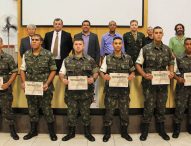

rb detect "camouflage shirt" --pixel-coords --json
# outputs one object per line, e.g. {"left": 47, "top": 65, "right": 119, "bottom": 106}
{"left": 63, "top": 54, "right": 99, "bottom": 98}
{"left": 0, "top": 51, "right": 18, "bottom": 83}
{"left": 100, "top": 53, "right": 135, "bottom": 96}
{"left": 21, "top": 48, "right": 57, "bottom": 89}
{"left": 177, "top": 54, "right": 191, "bottom": 77}
{"left": 136, "top": 42, "right": 174, "bottom": 73}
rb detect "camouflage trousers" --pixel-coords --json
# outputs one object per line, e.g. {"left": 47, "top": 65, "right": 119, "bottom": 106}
{"left": 26, "top": 89, "right": 54, "bottom": 123}
{"left": 104, "top": 91, "right": 130, "bottom": 126}
{"left": 0, "top": 91, "right": 15, "bottom": 125}
{"left": 174, "top": 85, "right": 191, "bottom": 124}
{"left": 142, "top": 79, "right": 168, "bottom": 123}
{"left": 65, "top": 95, "right": 93, "bottom": 127}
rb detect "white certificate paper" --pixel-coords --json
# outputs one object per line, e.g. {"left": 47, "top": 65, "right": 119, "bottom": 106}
{"left": 152, "top": 71, "right": 170, "bottom": 85}
{"left": 0, "top": 77, "right": 3, "bottom": 90}
{"left": 184, "top": 73, "right": 191, "bottom": 86}
{"left": 68, "top": 76, "right": 88, "bottom": 90}
{"left": 109, "top": 73, "right": 129, "bottom": 87}
{"left": 25, "top": 81, "right": 43, "bottom": 95}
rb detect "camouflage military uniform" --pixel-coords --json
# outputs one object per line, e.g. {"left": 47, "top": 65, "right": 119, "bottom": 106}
{"left": 101, "top": 53, "right": 135, "bottom": 126}
{"left": 123, "top": 32, "right": 145, "bottom": 63}
{"left": 0, "top": 51, "right": 18, "bottom": 125}
{"left": 174, "top": 54, "right": 191, "bottom": 124}
{"left": 22, "top": 48, "right": 57, "bottom": 123}
{"left": 63, "top": 54, "right": 99, "bottom": 126}
{"left": 136, "top": 42, "right": 174, "bottom": 123}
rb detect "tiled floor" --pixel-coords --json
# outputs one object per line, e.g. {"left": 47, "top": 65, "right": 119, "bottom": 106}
{"left": 0, "top": 132, "right": 191, "bottom": 146}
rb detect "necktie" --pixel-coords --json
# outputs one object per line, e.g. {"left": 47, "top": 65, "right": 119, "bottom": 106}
{"left": 53, "top": 32, "right": 58, "bottom": 57}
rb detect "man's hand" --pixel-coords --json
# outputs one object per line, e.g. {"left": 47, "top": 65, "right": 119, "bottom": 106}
{"left": 143, "top": 73, "right": 153, "bottom": 80}
{"left": 168, "top": 72, "right": 174, "bottom": 79}
{"left": 87, "top": 77, "right": 94, "bottom": 84}
{"left": 128, "top": 74, "right": 135, "bottom": 81}
{"left": 43, "top": 83, "right": 48, "bottom": 91}
{"left": 62, "top": 79, "right": 69, "bottom": 85}
{"left": 1, "top": 82, "right": 10, "bottom": 90}
{"left": 21, "top": 82, "right": 25, "bottom": 92}
{"left": 103, "top": 74, "right": 111, "bottom": 81}
{"left": 177, "top": 77, "right": 185, "bottom": 84}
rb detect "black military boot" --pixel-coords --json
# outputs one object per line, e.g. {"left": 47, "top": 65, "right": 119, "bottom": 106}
{"left": 47, "top": 122, "right": 57, "bottom": 141}
{"left": 140, "top": 123, "right": 149, "bottom": 141}
{"left": 157, "top": 122, "right": 170, "bottom": 140}
{"left": 187, "top": 124, "right": 191, "bottom": 134}
{"left": 103, "top": 126, "right": 111, "bottom": 142}
{"left": 62, "top": 126, "right": 75, "bottom": 141}
{"left": 84, "top": 125, "right": 95, "bottom": 141}
{"left": 23, "top": 122, "right": 38, "bottom": 140}
{"left": 172, "top": 123, "right": 181, "bottom": 138}
{"left": 121, "top": 126, "right": 132, "bottom": 141}
{"left": 9, "top": 125, "right": 19, "bottom": 140}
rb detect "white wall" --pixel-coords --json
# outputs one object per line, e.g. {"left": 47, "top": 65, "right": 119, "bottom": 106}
{"left": 148, "top": 0, "right": 191, "bottom": 44}
{"left": 22, "top": 0, "right": 143, "bottom": 26}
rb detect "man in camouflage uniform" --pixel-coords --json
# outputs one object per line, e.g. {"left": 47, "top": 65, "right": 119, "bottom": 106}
{"left": 136, "top": 26, "right": 174, "bottom": 141}
{"left": 100, "top": 37, "right": 135, "bottom": 142}
{"left": 59, "top": 38, "right": 99, "bottom": 141}
{"left": 0, "top": 37, "right": 19, "bottom": 140}
{"left": 123, "top": 20, "right": 145, "bottom": 63}
{"left": 20, "top": 34, "right": 57, "bottom": 141}
{"left": 172, "top": 38, "right": 191, "bottom": 138}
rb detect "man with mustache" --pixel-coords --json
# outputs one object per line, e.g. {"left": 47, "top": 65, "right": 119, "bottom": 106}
{"left": 169, "top": 24, "right": 186, "bottom": 58}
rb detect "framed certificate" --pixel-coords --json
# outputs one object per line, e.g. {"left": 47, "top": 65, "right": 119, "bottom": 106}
{"left": 184, "top": 73, "right": 191, "bottom": 86}
{"left": 68, "top": 76, "right": 88, "bottom": 90}
{"left": 109, "top": 73, "right": 129, "bottom": 87}
{"left": 0, "top": 77, "right": 3, "bottom": 90}
{"left": 152, "top": 71, "right": 170, "bottom": 85}
{"left": 25, "top": 81, "right": 43, "bottom": 95}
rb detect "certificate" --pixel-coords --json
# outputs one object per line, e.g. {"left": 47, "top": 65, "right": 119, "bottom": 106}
{"left": 68, "top": 76, "right": 88, "bottom": 90}
{"left": 109, "top": 73, "right": 129, "bottom": 87}
{"left": 0, "top": 77, "right": 3, "bottom": 90}
{"left": 25, "top": 81, "right": 43, "bottom": 95}
{"left": 152, "top": 71, "right": 170, "bottom": 85}
{"left": 184, "top": 73, "right": 191, "bottom": 86}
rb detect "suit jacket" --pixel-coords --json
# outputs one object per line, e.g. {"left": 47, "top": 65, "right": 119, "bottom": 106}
{"left": 74, "top": 32, "right": 100, "bottom": 65}
{"left": 123, "top": 31, "right": 145, "bottom": 63}
{"left": 43, "top": 30, "right": 73, "bottom": 61}
{"left": 20, "top": 36, "right": 31, "bottom": 57}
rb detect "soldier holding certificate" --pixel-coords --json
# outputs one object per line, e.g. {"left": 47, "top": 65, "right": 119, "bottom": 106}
{"left": 172, "top": 38, "right": 191, "bottom": 138}
{"left": 0, "top": 37, "right": 19, "bottom": 140}
{"left": 59, "top": 38, "right": 99, "bottom": 141}
{"left": 20, "top": 34, "right": 57, "bottom": 141}
{"left": 100, "top": 37, "right": 135, "bottom": 142}
{"left": 136, "top": 26, "right": 174, "bottom": 141}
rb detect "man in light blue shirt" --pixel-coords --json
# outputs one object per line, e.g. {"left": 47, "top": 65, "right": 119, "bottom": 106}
{"left": 100, "top": 21, "right": 124, "bottom": 62}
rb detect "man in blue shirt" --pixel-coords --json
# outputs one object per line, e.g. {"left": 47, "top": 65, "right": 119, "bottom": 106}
{"left": 100, "top": 21, "right": 124, "bottom": 63}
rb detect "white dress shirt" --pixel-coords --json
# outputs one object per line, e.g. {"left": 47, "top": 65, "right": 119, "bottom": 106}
{"left": 51, "top": 31, "right": 62, "bottom": 59}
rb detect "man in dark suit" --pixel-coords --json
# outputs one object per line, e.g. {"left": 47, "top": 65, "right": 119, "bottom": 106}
{"left": 74, "top": 20, "right": 100, "bottom": 65}
{"left": 19, "top": 24, "right": 36, "bottom": 58}
{"left": 123, "top": 20, "right": 145, "bottom": 63}
{"left": 43, "top": 18, "right": 73, "bottom": 72}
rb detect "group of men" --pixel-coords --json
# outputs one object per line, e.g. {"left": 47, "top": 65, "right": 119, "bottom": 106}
{"left": 0, "top": 18, "right": 190, "bottom": 143}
